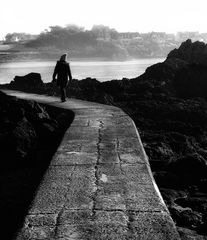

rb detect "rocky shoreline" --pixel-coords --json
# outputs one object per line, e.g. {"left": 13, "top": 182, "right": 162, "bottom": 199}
{"left": 0, "top": 91, "right": 74, "bottom": 239}
{"left": 1, "top": 39, "right": 207, "bottom": 239}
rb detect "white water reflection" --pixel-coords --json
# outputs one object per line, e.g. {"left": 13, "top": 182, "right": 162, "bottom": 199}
{"left": 0, "top": 58, "right": 164, "bottom": 83}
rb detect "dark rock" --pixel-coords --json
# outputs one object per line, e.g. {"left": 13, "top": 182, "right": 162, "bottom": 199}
{"left": 169, "top": 206, "right": 203, "bottom": 230}
{"left": 153, "top": 171, "right": 182, "bottom": 189}
{"left": 175, "top": 195, "right": 207, "bottom": 213}
{"left": 174, "top": 64, "right": 207, "bottom": 98}
{"left": 168, "top": 153, "right": 207, "bottom": 180}
{"left": 0, "top": 91, "right": 25, "bottom": 123}
{"left": 145, "top": 142, "right": 175, "bottom": 170}
{"left": 197, "top": 179, "right": 207, "bottom": 193}
{"left": 23, "top": 100, "right": 50, "bottom": 121}
{"left": 167, "top": 39, "right": 207, "bottom": 65}
{"left": 9, "top": 72, "right": 45, "bottom": 93}
{"left": 159, "top": 188, "right": 187, "bottom": 205}
{"left": 0, "top": 119, "right": 37, "bottom": 164}
{"left": 177, "top": 227, "right": 207, "bottom": 240}
{"left": 10, "top": 118, "right": 37, "bottom": 159}
{"left": 0, "top": 90, "right": 64, "bottom": 167}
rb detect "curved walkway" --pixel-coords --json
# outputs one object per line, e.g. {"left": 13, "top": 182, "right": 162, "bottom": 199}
{"left": 3, "top": 90, "right": 180, "bottom": 240}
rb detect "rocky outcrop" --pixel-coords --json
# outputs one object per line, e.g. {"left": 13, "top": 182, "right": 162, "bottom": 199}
{"left": 167, "top": 39, "right": 207, "bottom": 65}
{"left": 10, "top": 72, "right": 45, "bottom": 93}
{"left": 0, "top": 90, "right": 74, "bottom": 166}
{"left": 0, "top": 91, "right": 37, "bottom": 164}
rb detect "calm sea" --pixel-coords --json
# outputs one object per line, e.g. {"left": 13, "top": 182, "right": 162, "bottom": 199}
{"left": 0, "top": 58, "right": 164, "bottom": 84}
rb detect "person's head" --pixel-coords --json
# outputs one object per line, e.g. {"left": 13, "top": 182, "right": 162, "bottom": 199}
{"left": 60, "top": 53, "right": 67, "bottom": 61}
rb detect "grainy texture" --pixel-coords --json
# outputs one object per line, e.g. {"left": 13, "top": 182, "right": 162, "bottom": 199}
{"left": 3, "top": 90, "right": 180, "bottom": 240}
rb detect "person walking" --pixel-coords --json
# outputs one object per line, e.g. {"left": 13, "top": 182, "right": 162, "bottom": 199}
{"left": 53, "top": 53, "right": 72, "bottom": 102}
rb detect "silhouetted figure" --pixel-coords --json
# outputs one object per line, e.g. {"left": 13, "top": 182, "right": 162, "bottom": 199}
{"left": 53, "top": 53, "right": 72, "bottom": 102}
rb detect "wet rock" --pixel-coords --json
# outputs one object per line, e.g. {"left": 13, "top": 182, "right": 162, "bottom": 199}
{"left": 175, "top": 195, "right": 207, "bottom": 213}
{"left": 169, "top": 205, "right": 203, "bottom": 230}
{"left": 159, "top": 188, "right": 187, "bottom": 205}
{"left": 177, "top": 227, "right": 207, "bottom": 240}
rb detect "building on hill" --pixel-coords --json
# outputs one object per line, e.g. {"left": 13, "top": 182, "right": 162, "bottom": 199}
{"left": 4, "top": 33, "right": 37, "bottom": 43}
{"left": 118, "top": 32, "right": 141, "bottom": 44}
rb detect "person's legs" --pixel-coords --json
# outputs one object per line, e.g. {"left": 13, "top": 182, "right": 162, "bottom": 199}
{"left": 60, "top": 86, "right": 66, "bottom": 102}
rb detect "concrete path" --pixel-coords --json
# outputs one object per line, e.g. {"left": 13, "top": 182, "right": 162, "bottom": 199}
{"left": 3, "top": 90, "right": 180, "bottom": 240}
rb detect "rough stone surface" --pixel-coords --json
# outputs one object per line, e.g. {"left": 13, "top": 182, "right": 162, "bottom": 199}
{"left": 3, "top": 90, "right": 180, "bottom": 240}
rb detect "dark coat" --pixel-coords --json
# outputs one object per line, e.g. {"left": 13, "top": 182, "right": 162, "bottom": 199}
{"left": 53, "top": 60, "right": 72, "bottom": 87}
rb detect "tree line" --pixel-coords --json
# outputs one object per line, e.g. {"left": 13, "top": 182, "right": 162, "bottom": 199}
{"left": 4, "top": 25, "right": 181, "bottom": 59}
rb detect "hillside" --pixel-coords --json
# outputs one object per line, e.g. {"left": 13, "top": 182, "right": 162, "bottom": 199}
{"left": 1, "top": 26, "right": 179, "bottom": 60}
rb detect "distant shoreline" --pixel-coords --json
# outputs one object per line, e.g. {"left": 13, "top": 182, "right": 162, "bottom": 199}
{"left": 0, "top": 44, "right": 167, "bottom": 63}
{"left": 0, "top": 58, "right": 164, "bottom": 84}
{"left": 0, "top": 52, "right": 165, "bottom": 63}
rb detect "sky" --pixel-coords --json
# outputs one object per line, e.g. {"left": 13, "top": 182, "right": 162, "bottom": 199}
{"left": 1, "top": 0, "right": 207, "bottom": 39}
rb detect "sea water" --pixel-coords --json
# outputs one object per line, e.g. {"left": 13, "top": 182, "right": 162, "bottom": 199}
{"left": 0, "top": 58, "right": 164, "bottom": 84}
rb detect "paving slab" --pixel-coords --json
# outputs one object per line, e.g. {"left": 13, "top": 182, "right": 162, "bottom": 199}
{"left": 2, "top": 90, "right": 180, "bottom": 240}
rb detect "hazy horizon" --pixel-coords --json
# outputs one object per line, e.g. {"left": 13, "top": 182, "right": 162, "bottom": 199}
{"left": 1, "top": 0, "right": 207, "bottom": 39}
{"left": 1, "top": 24, "right": 206, "bottom": 39}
